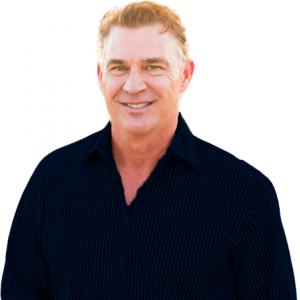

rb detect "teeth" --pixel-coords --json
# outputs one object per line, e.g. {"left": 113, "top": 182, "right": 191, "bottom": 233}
{"left": 126, "top": 103, "right": 150, "bottom": 108}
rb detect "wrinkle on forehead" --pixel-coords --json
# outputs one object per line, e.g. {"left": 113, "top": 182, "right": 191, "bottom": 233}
{"left": 101, "top": 25, "right": 184, "bottom": 71}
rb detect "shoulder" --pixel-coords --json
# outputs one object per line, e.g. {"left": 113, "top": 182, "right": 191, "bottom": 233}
{"left": 193, "top": 137, "right": 282, "bottom": 247}
{"left": 32, "top": 130, "right": 103, "bottom": 177}
{"left": 192, "top": 135, "right": 274, "bottom": 191}
{"left": 194, "top": 136, "right": 280, "bottom": 224}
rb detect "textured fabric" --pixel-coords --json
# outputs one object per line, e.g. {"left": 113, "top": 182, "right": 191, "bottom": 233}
{"left": 1, "top": 112, "right": 297, "bottom": 299}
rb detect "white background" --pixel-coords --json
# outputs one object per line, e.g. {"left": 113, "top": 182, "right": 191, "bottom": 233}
{"left": 0, "top": 0, "right": 299, "bottom": 293}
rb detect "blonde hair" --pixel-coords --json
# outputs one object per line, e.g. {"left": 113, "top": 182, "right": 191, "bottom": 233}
{"left": 97, "top": 1, "right": 189, "bottom": 63}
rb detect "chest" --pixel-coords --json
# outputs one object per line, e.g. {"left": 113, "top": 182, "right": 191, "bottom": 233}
{"left": 44, "top": 164, "right": 235, "bottom": 297}
{"left": 45, "top": 187, "right": 233, "bottom": 297}
{"left": 120, "top": 170, "right": 151, "bottom": 206}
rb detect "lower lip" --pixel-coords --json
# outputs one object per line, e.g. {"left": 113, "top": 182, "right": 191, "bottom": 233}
{"left": 120, "top": 102, "right": 154, "bottom": 113}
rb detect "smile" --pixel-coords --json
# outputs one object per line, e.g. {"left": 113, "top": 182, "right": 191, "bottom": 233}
{"left": 121, "top": 102, "right": 153, "bottom": 109}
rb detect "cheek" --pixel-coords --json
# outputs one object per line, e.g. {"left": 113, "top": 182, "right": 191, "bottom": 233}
{"left": 102, "top": 77, "right": 124, "bottom": 98}
{"left": 146, "top": 76, "right": 173, "bottom": 94}
{"left": 148, "top": 76, "right": 181, "bottom": 98}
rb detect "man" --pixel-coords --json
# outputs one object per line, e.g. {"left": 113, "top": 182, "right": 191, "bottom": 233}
{"left": 1, "top": 1, "right": 297, "bottom": 299}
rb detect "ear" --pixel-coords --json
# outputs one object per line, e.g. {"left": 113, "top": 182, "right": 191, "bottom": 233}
{"left": 97, "top": 63, "right": 104, "bottom": 92}
{"left": 180, "top": 59, "right": 195, "bottom": 93}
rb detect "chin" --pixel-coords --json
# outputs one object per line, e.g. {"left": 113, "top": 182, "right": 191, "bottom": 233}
{"left": 124, "top": 120, "right": 156, "bottom": 135}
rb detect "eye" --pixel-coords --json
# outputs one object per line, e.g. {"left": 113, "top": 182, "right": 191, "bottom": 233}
{"left": 146, "top": 65, "right": 163, "bottom": 71}
{"left": 112, "top": 66, "right": 126, "bottom": 70}
{"left": 108, "top": 66, "right": 128, "bottom": 74}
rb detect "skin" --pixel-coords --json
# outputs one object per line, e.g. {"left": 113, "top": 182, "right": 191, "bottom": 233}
{"left": 97, "top": 24, "right": 194, "bottom": 203}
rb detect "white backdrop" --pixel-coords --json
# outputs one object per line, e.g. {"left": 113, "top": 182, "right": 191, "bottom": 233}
{"left": 0, "top": 0, "right": 299, "bottom": 293}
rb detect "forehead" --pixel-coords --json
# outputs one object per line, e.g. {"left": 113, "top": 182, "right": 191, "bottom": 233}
{"left": 103, "top": 25, "right": 180, "bottom": 62}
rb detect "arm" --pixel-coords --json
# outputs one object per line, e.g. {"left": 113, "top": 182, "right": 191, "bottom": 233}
{"left": 232, "top": 176, "right": 297, "bottom": 299}
{"left": 1, "top": 165, "right": 53, "bottom": 299}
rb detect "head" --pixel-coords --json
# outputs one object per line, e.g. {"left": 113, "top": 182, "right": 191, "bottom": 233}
{"left": 97, "top": 1, "right": 194, "bottom": 135}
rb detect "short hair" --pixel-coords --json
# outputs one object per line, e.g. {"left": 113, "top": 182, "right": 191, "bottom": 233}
{"left": 97, "top": 1, "right": 189, "bottom": 64}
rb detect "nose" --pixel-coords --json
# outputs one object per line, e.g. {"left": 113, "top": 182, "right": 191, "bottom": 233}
{"left": 123, "top": 68, "right": 147, "bottom": 94}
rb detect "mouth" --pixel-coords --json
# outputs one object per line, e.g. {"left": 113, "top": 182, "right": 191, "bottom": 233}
{"left": 120, "top": 102, "right": 154, "bottom": 110}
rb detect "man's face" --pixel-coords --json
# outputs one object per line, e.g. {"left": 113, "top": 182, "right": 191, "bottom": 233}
{"left": 97, "top": 25, "right": 194, "bottom": 135}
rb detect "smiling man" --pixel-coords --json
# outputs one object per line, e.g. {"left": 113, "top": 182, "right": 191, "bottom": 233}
{"left": 1, "top": 1, "right": 297, "bottom": 299}
{"left": 98, "top": 22, "right": 194, "bottom": 205}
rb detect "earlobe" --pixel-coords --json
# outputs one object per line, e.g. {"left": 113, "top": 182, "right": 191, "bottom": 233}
{"left": 180, "top": 60, "right": 195, "bottom": 92}
{"left": 97, "top": 64, "right": 104, "bottom": 91}
{"left": 97, "top": 64, "right": 103, "bottom": 81}
{"left": 185, "top": 60, "right": 195, "bottom": 81}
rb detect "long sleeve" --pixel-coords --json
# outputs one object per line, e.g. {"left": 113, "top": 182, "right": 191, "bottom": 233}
{"left": 1, "top": 113, "right": 297, "bottom": 298}
{"left": 1, "top": 164, "right": 53, "bottom": 299}
{"left": 233, "top": 176, "right": 297, "bottom": 299}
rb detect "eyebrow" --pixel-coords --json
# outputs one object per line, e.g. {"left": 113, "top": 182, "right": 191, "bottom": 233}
{"left": 106, "top": 57, "right": 170, "bottom": 67}
{"left": 143, "top": 58, "right": 170, "bottom": 67}
{"left": 106, "top": 59, "right": 126, "bottom": 66}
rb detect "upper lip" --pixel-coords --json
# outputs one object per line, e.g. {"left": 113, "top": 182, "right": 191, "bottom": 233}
{"left": 120, "top": 101, "right": 153, "bottom": 104}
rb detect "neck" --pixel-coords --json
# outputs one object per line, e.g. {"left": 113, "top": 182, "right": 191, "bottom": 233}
{"left": 111, "top": 117, "right": 178, "bottom": 172}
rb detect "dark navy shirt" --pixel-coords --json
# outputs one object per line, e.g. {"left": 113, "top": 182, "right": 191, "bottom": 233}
{"left": 1, "top": 112, "right": 297, "bottom": 299}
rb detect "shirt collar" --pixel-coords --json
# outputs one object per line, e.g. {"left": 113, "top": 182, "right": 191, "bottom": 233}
{"left": 167, "top": 112, "right": 202, "bottom": 172}
{"left": 84, "top": 112, "right": 202, "bottom": 172}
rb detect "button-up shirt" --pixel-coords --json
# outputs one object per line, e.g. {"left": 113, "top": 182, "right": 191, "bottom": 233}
{"left": 1, "top": 112, "right": 297, "bottom": 299}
